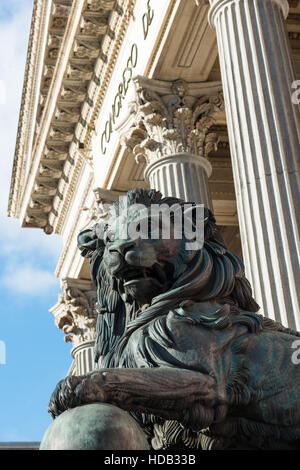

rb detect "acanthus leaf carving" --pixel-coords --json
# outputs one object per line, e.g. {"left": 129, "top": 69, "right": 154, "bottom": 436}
{"left": 121, "top": 77, "right": 224, "bottom": 165}
{"left": 51, "top": 279, "right": 97, "bottom": 347}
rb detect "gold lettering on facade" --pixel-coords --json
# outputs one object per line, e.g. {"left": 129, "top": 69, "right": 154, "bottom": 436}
{"left": 101, "top": 43, "right": 138, "bottom": 154}
{"left": 100, "top": 1, "right": 153, "bottom": 154}
{"left": 142, "top": 0, "right": 154, "bottom": 40}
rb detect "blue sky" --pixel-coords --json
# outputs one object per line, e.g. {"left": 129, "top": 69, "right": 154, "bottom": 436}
{"left": 0, "top": 0, "right": 72, "bottom": 442}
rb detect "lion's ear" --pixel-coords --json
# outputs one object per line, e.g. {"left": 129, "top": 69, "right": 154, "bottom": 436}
{"left": 204, "top": 208, "right": 226, "bottom": 248}
{"left": 77, "top": 224, "right": 105, "bottom": 258}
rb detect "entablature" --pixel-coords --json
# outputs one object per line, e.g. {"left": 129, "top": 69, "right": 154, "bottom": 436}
{"left": 9, "top": 0, "right": 134, "bottom": 235}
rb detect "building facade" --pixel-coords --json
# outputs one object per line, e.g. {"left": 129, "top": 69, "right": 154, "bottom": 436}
{"left": 8, "top": 0, "right": 300, "bottom": 375}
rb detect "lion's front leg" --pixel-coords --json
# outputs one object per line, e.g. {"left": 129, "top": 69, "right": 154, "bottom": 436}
{"left": 48, "top": 367, "right": 226, "bottom": 430}
{"left": 48, "top": 374, "right": 108, "bottom": 418}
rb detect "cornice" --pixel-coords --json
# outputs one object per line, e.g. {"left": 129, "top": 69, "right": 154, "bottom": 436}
{"left": 19, "top": 0, "right": 87, "bottom": 233}
{"left": 8, "top": 0, "right": 52, "bottom": 218}
{"left": 54, "top": 0, "right": 136, "bottom": 233}
{"left": 9, "top": 0, "right": 300, "bottom": 232}
{"left": 13, "top": 0, "right": 133, "bottom": 235}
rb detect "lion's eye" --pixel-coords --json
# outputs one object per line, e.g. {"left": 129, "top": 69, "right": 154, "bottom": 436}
{"left": 104, "top": 230, "right": 115, "bottom": 244}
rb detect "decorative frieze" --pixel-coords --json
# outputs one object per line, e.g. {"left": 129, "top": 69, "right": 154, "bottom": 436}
{"left": 74, "top": 40, "right": 101, "bottom": 59}
{"left": 86, "top": 0, "right": 117, "bottom": 13}
{"left": 60, "top": 85, "right": 87, "bottom": 102}
{"left": 80, "top": 17, "right": 109, "bottom": 36}
{"left": 25, "top": 214, "right": 48, "bottom": 228}
{"left": 49, "top": 127, "right": 74, "bottom": 142}
{"left": 29, "top": 197, "right": 52, "bottom": 209}
{"left": 50, "top": 15, "right": 68, "bottom": 32}
{"left": 66, "top": 63, "right": 94, "bottom": 82}
{"left": 76, "top": 145, "right": 94, "bottom": 168}
{"left": 42, "top": 65, "right": 55, "bottom": 90}
{"left": 44, "top": 145, "right": 69, "bottom": 160}
{"left": 54, "top": 104, "right": 81, "bottom": 122}
{"left": 39, "top": 164, "right": 63, "bottom": 179}
{"left": 34, "top": 181, "right": 57, "bottom": 196}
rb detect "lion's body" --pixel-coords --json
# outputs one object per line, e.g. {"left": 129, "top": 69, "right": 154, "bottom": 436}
{"left": 49, "top": 189, "right": 300, "bottom": 450}
{"left": 96, "top": 300, "right": 300, "bottom": 449}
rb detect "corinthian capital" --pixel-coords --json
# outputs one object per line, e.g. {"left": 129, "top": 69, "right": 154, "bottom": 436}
{"left": 122, "top": 76, "right": 224, "bottom": 166}
{"left": 50, "top": 278, "right": 97, "bottom": 347}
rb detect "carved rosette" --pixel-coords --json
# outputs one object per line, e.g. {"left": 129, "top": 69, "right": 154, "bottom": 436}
{"left": 123, "top": 77, "right": 224, "bottom": 166}
{"left": 50, "top": 278, "right": 97, "bottom": 348}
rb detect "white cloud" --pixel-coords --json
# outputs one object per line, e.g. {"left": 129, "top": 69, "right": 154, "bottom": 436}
{"left": 0, "top": 80, "right": 6, "bottom": 105}
{"left": 0, "top": 217, "right": 62, "bottom": 261}
{"left": 0, "top": 264, "right": 59, "bottom": 296}
{"left": 0, "top": 0, "right": 34, "bottom": 217}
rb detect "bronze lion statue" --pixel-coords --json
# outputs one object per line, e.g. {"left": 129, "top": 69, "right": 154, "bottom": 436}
{"left": 48, "top": 188, "right": 300, "bottom": 450}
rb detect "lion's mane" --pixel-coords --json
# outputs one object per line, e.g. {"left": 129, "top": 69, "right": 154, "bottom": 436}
{"left": 77, "top": 188, "right": 300, "bottom": 449}
{"left": 78, "top": 189, "right": 262, "bottom": 362}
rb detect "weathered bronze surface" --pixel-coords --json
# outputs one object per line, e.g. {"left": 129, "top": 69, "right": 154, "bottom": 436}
{"left": 47, "top": 189, "right": 300, "bottom": 450}
{"left": 40, "top": 403, "right": 149, "bottom": 450}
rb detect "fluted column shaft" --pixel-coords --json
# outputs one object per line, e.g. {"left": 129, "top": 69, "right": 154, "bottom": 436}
{"left": 209, "top": 0, "right": 300, "bottom": 328}
{"left": 71, "top": 341, "right": 95, "bottom": 375}
{"left": 145, "top": 153, "right": 213, "bottom": 207}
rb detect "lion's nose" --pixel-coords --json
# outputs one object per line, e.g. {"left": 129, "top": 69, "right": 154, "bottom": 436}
{"left": 108, "top": 240, "right": 135, "bottom": 257}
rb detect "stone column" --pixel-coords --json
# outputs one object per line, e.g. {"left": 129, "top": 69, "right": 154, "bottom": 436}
{"left": 208, "top": 0, "right": 300, "bottom": 329}
{"left": 145, "top": 153, "right": 212, "bottom": 208}
{"left": 121, "top": 76, "right": 225, "bottom": 208}
{"left": 71, "top": 341, "right": 95, "bottom": 376}
{"left": 50, "top": 278, "right": 98, "bottom": 375}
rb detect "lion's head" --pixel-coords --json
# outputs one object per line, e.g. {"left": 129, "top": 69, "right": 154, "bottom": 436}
{"left": 78, "top": 188, "right": 259, "bottom": 363}
{"left": 79, "top": 188, "right": 258, "bottom": 308}
{"left": 101, "top": 188, "right": 204, "bottom": 306}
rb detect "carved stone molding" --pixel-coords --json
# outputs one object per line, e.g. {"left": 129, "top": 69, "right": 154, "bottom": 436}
{"left": 9, "top": 0, "right": 134, "bottom": 235}
{"left": 50, "top": 278, "right": 97, "bottom": 347}
{"left": 80, "top": 187, "right": 123, "bottom": 231}
{"left": 46, "top": 0, "right": 136, "bottom": 235}
{"left": 122, "top": 76, "right": 224, "bottom": 166}
{"left": 8, "top": 0, "right": 50, "bottom": 219}
{"left": 94, "top": 187, "right": 124, "bottom": 211}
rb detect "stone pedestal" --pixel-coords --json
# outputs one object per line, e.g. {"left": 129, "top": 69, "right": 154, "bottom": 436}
{"left": 208, "top": 0, "right": 300, "bottom": 329}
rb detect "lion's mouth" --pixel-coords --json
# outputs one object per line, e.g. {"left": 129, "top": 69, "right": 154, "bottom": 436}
{"left": 118, "top": 263, "right": 168, "bottom": 287}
